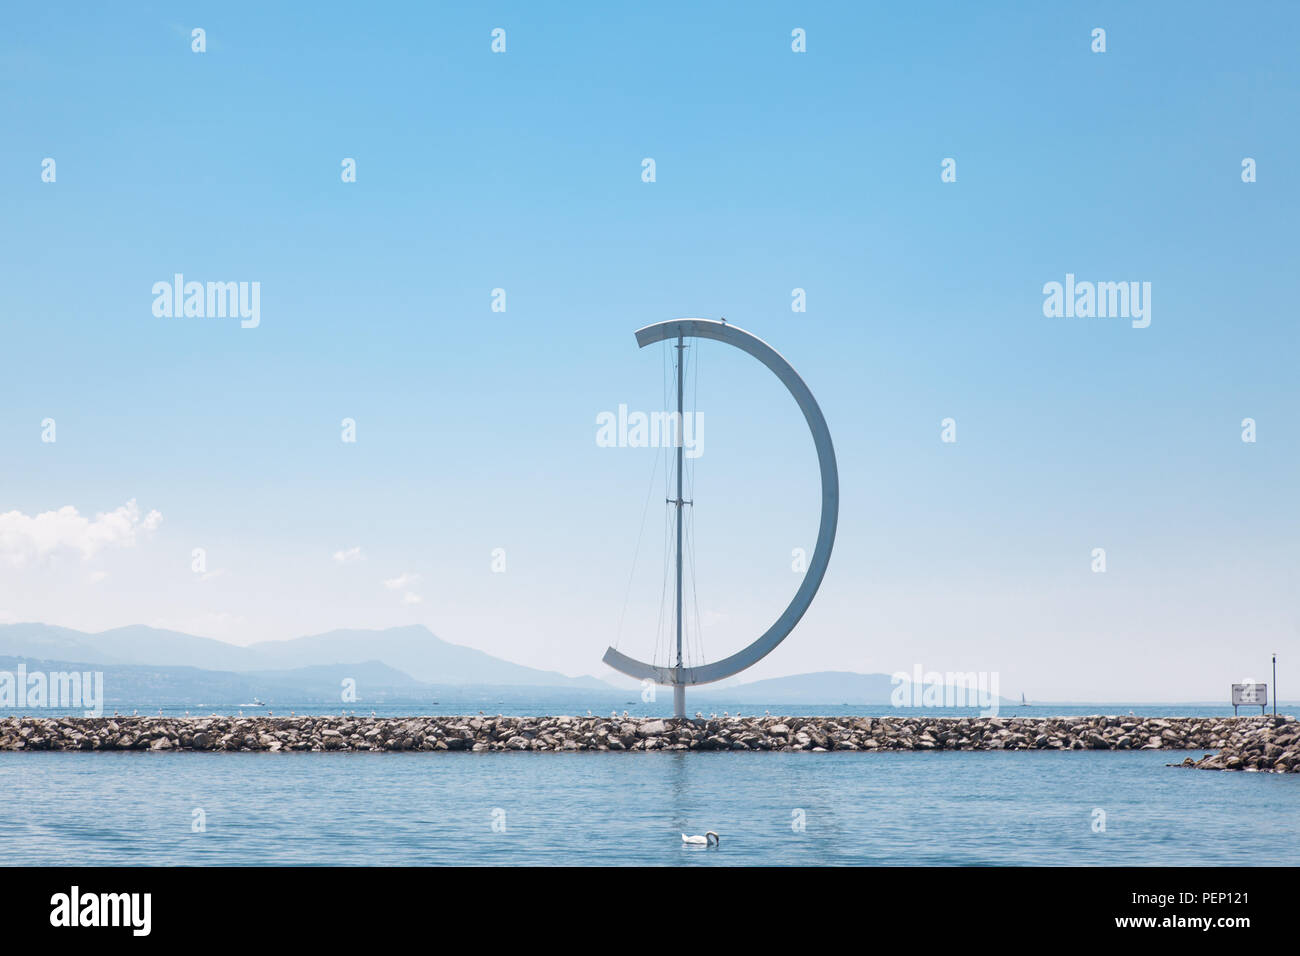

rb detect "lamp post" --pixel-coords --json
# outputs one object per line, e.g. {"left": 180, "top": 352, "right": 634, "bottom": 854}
{"left": 1273, "top": 654, "right": 1277, "bottom": 716}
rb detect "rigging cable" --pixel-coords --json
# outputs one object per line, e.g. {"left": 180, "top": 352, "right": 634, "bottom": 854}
{"left": 612, "top": 432, "right": 661, "bottom": 652}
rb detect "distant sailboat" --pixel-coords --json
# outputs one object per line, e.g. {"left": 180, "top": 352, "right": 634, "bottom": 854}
{"left": 1020, "top": 693, "right": 1029, "bottom": 707}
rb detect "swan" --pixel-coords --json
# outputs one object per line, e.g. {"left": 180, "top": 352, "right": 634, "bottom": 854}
{"left": 682, "top": 831, "right": 720, "bottom": 846}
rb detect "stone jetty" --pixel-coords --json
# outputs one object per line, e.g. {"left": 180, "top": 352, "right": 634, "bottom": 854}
{"left": 1, "top": 713, "right": 1295, "bottom": 771}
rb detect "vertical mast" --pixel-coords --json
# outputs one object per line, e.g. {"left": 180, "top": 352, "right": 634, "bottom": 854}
{"left": 673, "top": 333, "right": 686, "bottom": 719}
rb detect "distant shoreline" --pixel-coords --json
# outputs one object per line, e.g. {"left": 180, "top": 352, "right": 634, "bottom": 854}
{"left": 2, "top": 714, "right": 1296, "bottom": 773}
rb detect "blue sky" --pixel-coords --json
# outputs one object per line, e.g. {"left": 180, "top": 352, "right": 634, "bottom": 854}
{"left": 1, "top": 2, "right": 1296, "bottom": 700}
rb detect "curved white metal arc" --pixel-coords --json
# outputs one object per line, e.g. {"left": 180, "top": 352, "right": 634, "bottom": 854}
{"left": 602, "top": 318, "right": 839, "bottom": 686}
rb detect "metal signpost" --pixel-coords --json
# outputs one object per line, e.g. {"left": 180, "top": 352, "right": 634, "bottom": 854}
{"left": 1231, "top": 682, "right": 1268, "bottom": 716}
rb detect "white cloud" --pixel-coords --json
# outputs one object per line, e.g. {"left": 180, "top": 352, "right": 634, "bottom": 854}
{"left": 0, "top": 499, "right": 162, "bottom": 567}
{"left": 333, "top": 546, "right": 365, "bottom": 564}
{"left": 383, "top": 572, "right": 419, "bottom": 590}
{"left": 383, "top": 572, "right": 422, "bottom": 606}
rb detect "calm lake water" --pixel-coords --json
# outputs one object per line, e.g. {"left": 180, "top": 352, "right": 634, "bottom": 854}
{"left": 2, "top": 750, "right": 1295, "bottom": 865}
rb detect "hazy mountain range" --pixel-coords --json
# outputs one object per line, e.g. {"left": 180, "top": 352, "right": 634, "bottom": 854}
{"left": 0, "top": 623, "right": 1016, "bottom": 707}
{"left": 0, "top": 623, "right": 607, "bottom": 688}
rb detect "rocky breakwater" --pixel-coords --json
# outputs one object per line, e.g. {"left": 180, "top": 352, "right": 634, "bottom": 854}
{"left": 1180, "top": 715, "right": 1300, "bottom": 773}
{"left": 0, "top": 713, "right": 1295, "bottom": 768}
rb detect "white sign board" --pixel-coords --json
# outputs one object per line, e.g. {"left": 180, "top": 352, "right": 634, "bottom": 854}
{"left": 1231, "top": 683, "right": 1267, "bottom": 707}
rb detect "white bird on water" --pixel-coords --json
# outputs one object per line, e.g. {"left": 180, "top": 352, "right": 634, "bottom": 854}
{"left": 682, "top": 831, "right": 720, "bottom": 847}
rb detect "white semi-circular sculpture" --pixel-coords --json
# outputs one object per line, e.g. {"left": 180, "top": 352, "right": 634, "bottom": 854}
{"left": 602, "top": 318, "right": 839, "bottom": 687}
